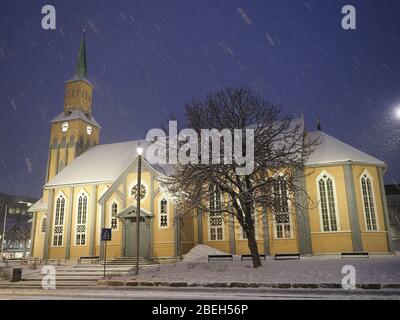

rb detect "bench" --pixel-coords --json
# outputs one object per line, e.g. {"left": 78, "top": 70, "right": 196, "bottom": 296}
{"left": 341, "top": 252, "right": 369, "bottom": 259}
{"left": 208, "top": 255, "right": 233, "bottom": 263}
{"left": 78, "top": 256, "right": 100, "bottom": 264}
{"left": 5, "top": 258, "right": 22, "bottom": 264}
{"left": 274, "top": 253, "right": 300, "bottom": 260}
{"left": 240, "top": 254, "right": 267, "bottom": 261}
{"left": 20, "top": 257, "right": 42, "bottom": 265}
{"left": 47, "top": 259, "right": 67, "bottom": 265}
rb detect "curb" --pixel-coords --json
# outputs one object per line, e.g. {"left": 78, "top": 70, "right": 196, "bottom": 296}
{"left": 97, "top": 279, "right": 400, "bottom": 290}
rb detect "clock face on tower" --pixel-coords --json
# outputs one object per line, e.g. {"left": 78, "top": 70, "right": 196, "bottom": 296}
{"left": 86, "top": 125, "right": 92, "bottom": 135}
{"left": 61, "top": 122, "right": 69, "bottom": 132}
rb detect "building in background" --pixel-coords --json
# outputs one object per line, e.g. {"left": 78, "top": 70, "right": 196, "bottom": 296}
{"left": 0, "top": 193, "right": 36, "bottom": 258}
{"left": 386, "top": 184, "right": 400, "bottom": 250}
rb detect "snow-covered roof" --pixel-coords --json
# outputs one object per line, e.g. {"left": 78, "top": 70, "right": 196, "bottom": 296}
{"left": 51, "top": 110, "right": 101, "bottom": 128}
{"left": 28, "top": 198, "right": 47, "bottom": 212}
{"left": 305, "top": 131, "right": 385, "bottom": 166}
{"left": 45, "top": 139, "right": 169, "bottom": 187}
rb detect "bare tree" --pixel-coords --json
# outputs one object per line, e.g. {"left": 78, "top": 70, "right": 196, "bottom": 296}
{"left": 160, "top": 87, "right": 318, "bottom": 268}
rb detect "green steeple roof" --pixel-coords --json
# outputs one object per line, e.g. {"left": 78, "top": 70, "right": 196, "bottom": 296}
{"left": 73, "top": 31, "right": 88, "bottom": 79}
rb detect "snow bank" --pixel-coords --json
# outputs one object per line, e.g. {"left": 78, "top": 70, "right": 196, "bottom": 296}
{"left": 182, "top": 245, "right": 229, "bottom": 263}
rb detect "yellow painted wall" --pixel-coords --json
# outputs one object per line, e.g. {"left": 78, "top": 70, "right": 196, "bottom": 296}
{"left": 267, "top": 209, "right": 299, "bottom": 254}
{"left": 48, "top": 188, "right": 70, "bottom": 259}
{"left": 305, "top": 165, "right": 353, "bottom": 253}
{"left": 68, "top": 186, "right": 92, "bottom": 259}
{"left": 180, "top": 208, "right": 194, "bottom": 255}
{"left": 311, "top": 232, "right": 353, "bottom": 253}
{"left": 352, "top": 165, "right": 389, "bottom": 252}
{"left": 104, "top": 194, "right": 124, "bottom": 258}
{"left": 64, "top": 79, "right": 93, "bottom": 115}
{"left": 47, "top": 118, "right": 100, "bottom": 182}
{"left": 200, "top": 212, "right": 230, "bottom": 253}
{"left": 41, "top": 157, "right": 391, "bottom": 260}
{"left": 153, "top": 192, "right": 174, "bottom": 258}
{"left": 32, "top": 211, "right": 46, "bottom": 258}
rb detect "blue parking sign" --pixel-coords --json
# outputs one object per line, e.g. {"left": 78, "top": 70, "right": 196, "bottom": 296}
{"left": 101, "top": 228, "right": 112, "bottom": 241}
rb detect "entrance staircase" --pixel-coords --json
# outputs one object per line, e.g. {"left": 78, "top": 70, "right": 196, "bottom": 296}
{"left": 0, "top": 257, "right": 158, "bottom": 289}
{"left": 104, "top": 256, "right": 157, "bottom": 266}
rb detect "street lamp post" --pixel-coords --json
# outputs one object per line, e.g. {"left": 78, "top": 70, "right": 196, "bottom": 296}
{"left": 1, "top": 204, "right": 8, "bottom": 263}
{"left": 134, "top": 145, "right": 143, "bottom": 275}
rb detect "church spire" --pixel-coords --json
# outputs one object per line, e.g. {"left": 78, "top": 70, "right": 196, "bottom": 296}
{"left": 63, "top": 30, "right": 93, "bottom": 116}
{"left": 73, "top": 30, "right": 88, "bottom": 79}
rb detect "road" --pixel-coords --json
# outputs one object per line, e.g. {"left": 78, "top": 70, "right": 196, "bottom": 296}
{"left": 0, "top": 287, "right": 399, "bottom": 300}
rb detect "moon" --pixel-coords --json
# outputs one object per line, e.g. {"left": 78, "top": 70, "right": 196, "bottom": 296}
{"left": 395, "top": 107, "right": 400, "bottom": 120}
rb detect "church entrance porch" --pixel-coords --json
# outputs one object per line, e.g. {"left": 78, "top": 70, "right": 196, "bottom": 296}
{"left": 125, "top": 217, "right": 149, "bottom": 257}
{"left": 116, "top": 205, "right": 153, "bottom": 258}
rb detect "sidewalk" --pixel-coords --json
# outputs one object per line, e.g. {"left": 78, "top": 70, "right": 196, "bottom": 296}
{"left": 98, "top": 252, "right": 400, "bottom": 290}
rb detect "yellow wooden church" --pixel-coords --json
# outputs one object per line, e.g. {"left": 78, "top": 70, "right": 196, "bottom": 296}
{"left": 28, "top": 34, "right": 394, "bottom": 262}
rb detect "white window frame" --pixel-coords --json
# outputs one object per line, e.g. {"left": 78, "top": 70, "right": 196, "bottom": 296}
{"left": 208, "top": 187, "right": 224, "bottom": 241}
{"left": 109, "top": 198, "right": 120, "bottom": 231}
{"left": 159, "top": 198, "right": 169, "bottom": 229}
{"left": 52, "top": 192, "right": 66, "bottom": 247}
{"left": 41, "top": 216, "right": 47, "bottom": 234}
{"left": 272, "top": 175, "right": 293, "bottom": 240}
{"left": 316, "top": 171, "right": 341, "bottom": 232}
{"left": 359, "top": 169, "right": 379, "bottom": 231}
{"left": 75, "top": 190, "right": 89, "bottom": 246}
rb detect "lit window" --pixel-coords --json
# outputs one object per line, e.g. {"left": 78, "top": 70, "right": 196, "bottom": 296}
{"left": 53, "top": 195, "right": 65, "bottom": 246}
{"left": 273, "top": 177, "right": 291, "bottom": 239}
{"left": 159, "top": 199, "right": 168, "bottom": 228}
{"left": 209, "top": 186, "right": 223, "bottom": 241}
{"left": 111, "top": 202, "right": 118, "bottom": 230}
{"left": 75, "top": 193, "right": 88, "bottom": 245}
{"left": 361, "top": 172, "right": 378, "bottom": 231}
{"left": 41, "top": 217, "right": 47, "bottom": 233}
{"left": 318, "top": 173, "right": 338, "bottom": 232}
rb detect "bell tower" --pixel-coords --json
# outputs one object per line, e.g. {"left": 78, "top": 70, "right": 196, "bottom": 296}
{"left": 45, "top": 31, "right": 101, "bottom": 183}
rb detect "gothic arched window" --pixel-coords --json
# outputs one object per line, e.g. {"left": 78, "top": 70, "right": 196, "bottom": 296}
{"left": 111, "top": 202, "right": 118, "bottom": 230}
{"left": 272, "top": 176, "right": 291, "bottom": 239}
{"left": 76, "top": 192, "right": 88, "bottom": 245}
{"left": 209, "top": 186, "right": 223, "bottom": 241}
{"left": 41, "top": 217, "right": 47, "bottom": 233}
{"left": 317, "top": 172, "right": 339, "bottom": 232}
{"left": 360, "top": 171, "right": 378, "bottom": 231}
{"left": 159, "top": 199, "right": 168, "bottom": 228}
{"left": 53, "top": 194, "right": 66, "bottom": 246}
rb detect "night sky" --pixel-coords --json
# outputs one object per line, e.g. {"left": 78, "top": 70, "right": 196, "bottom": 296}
{"left": 0, "top": 0, "right": 399, "bottom": 198}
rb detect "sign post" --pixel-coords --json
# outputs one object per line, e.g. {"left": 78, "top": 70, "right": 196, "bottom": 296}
{"left": 101, "top": 228, "right": 112, "bottom": 278}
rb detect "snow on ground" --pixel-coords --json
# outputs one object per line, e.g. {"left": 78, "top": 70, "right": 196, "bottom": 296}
{"left": 181, "top": 244, "right": 231, "bottom": 263}
{"left": 122, "top": 245, "right": 400, "bottom": 284}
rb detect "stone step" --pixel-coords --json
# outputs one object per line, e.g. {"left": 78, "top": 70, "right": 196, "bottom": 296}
{"left": 24, "top": 273, "right": 126, "bottom": 279}
{"left": 71, "top": 266, "right": 133, "bottom": 269}
{"left": 22, "top": 275, "right": 103, "bottom": 282}
{"left": 0, "top": 281, "right": 98, "bottom": 288}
